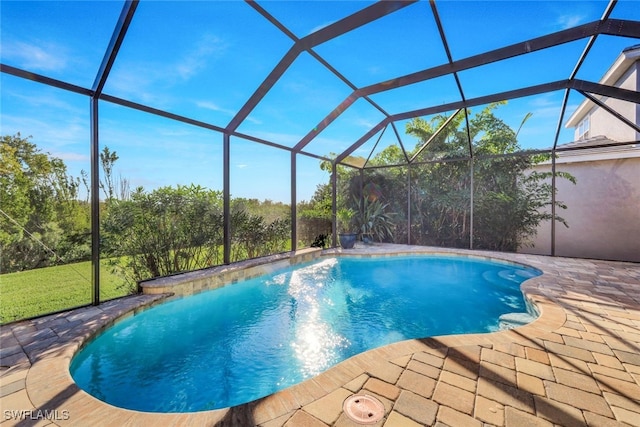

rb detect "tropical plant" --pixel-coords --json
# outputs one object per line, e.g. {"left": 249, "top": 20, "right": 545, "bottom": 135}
{"left": 336, "top": 208, "right": 355, "bottom": 233}
{"left": 355, "top": 196, "right": 395, "bottom": 242}
{"left": 94, "top": 146, "right": 130, "bottom": 202}
{"left": 323, "top": 102, "right": 575, "bottom": 252}
{"left": 401, "top": 103, "right": 574, "bottom": 251}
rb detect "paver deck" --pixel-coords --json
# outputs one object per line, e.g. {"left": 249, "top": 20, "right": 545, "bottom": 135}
{"left": 1, "top": 245, "right": 639, "bottom": 426}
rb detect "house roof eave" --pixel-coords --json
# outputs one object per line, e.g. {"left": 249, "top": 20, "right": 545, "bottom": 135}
{"left": 565, "top": 45, "right": 640, "bottom": 128}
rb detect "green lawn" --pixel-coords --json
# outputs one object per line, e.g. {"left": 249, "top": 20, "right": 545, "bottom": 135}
{"left": 1, "top": 243, "right": 295, "bottom": 324}
{"left": 0, "top": 261, "right": 131, "bottom": 324}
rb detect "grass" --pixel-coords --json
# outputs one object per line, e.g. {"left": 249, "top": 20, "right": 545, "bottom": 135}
{"left": 0, "top": 243, "right": 296, "bottom": 324}
{"left": 0, "top": 261, "right": 131, "bottom": 324}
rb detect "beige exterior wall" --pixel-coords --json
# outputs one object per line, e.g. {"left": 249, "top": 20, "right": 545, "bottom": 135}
{"left": 532, "top": 50, "right": 640, "bottom": 262}
{"left": 521, "top": 152, "right": 640, "bottom": 262}
{"left": 580, "top": 64, "right": 640, "bottom": 143}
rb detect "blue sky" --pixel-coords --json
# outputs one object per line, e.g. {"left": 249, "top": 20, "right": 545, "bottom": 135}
{"left": 1, "top": 0, "right": 639, "bottom": 202}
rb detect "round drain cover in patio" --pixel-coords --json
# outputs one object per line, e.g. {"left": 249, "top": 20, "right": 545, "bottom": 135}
{"left": 343, "top": 394, "right": 384, "bottom": 424}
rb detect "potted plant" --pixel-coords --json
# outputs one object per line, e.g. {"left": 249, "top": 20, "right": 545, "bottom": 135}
{"left": 336, "top": 208, "right": 357, "bottom": 249}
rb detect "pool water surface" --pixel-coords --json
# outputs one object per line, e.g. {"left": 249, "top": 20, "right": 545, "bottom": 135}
{"left": 70, "top": 255, "right": 540, "bottom": 412}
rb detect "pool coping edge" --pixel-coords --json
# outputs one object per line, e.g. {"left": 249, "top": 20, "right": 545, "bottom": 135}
{"left": 24, "top": 246, "right": 576, "bottom": 426}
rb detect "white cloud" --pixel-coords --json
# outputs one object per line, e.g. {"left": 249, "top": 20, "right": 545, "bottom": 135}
{"left": 52, "top": 151, "right": 89, "bottom": 162}
{"left": 245, "top": 116, "right": 263, "bottom": 125}
{"left": 196, "top": 101, "right": 263, "bottom": 125}
{"left": 1, "top": 40, "right": 68, "bottom": 72}
{"left": 1, "top": 113, "right": 90, "bottom": 178}
{"left": 105, "top": 65, "right": 163, "bottom": 104}
{"left": 525, "top": 95, "right": 563, "bottom": 119}
{"left": 196, "top": 101, "right": 235, "bottom": 116}
{"left": 4, "top": 90, "right": 83, "bottom": 115}
{"left": 529, "top": 94, "right": 556, "bottom": 108}
{"left": 354, "top": 118, "right": 376, "bottom": 128}
{"left": 284, "top": 81, "right": 309, "bottom": 94}
{"left": 105, "top": 33, "right": 228, "bottom": 105}
{"left": 308, "top": 21, "right": 335, "bottom": 35}
{"left": 1, "top": 114, "right": 86, "bottom": 148}
{"left": 367, "top": 65, "right": 383, "bottom": 76}
{"left": 556, "top": 14, "right": 586, "bottom": 30}
{"left": 176, "top": 34, "right": 228, "bottom": 81}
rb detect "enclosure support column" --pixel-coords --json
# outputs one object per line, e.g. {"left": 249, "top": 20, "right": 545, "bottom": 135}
{"left": 407, "top": 165, "right": 412, "bottom": 245}
{"left": 469, "top": 158, "right": 474, "bottom": 250}
{"left": 331, "top": 163, "right": 338, "bottom": 248}
{"left": 551, "top": 152, "right": 557, "bottom": 256}
{"left": 90, "top": 98, "right": 100, "bottom": 306}
{"left": 359, "top": 169, "right": 365, "bottom": 224}
{"left": 88, "top": 0, "right": 138, "bottom": 305}
{"left": 223, "top": 133, "right": 231, "bottom": 264}
{"left": 291, "top": 152, "right": 297, "bottom": 251}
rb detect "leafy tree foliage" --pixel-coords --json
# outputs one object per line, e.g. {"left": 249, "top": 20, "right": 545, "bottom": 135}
{"left": 232, "top": 197, "right": 290, "bottom": 224}
{"left": 1, "top": 134, "right": 90, "bottom": 272}
{"left": 230, "top": 207, "right": 290, "bottom": 261}
{"left": 102, "top": 185, "right": 224, "bottom": 284}
{"left": 401, "top": 103, "right": 574, "bottom": 251}
{"left": 103, "top": 184, "right": 291, "bottom": 285}
{"left": 330, "top": 103, "right": 574, "bottom": 251}
{"left": 2, "top": 101, "right": 573, "bottom": 288}
{"left": 2, "top": 134, "right": 292, "bottom": 288}
{"left": 296, "top": 183, "right": 333, "bottom": 247}
{"left": 97, "top": 146, "right": 130, "bottom": 202}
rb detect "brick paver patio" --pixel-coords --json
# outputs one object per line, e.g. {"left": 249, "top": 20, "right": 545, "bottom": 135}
{"left": 1, "top": 245, "right": 639, "bottom": 426}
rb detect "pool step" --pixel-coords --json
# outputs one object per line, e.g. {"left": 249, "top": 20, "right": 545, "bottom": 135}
{"left": 498, "top": 312, "right": 537, "bottom": 330}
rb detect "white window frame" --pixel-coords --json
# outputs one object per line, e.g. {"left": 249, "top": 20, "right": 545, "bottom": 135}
{"left": 577, "top": 115, "right": 590, "bottom": 140}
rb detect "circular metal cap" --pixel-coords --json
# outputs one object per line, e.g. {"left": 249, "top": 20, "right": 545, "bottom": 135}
{"left": 342, "top": 394, "right": 385, "bottom": 424}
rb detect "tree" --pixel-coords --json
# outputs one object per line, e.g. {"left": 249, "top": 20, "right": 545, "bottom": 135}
{"left": 102, "top": 185, "right": 225, "bottom": 284}
{"left": 229, "top": 207, "right": 290, "bottom": 261}
{"left": 94, "top": 146, "right": 130, "bottom": 201}
{"left": 1, "top": 134, "right": 90, "bottom": 272}
{"left": 296, "top": 182, "right": 333, "bottom": 246}
{"left": 102, "top": 183, "right": 292, "bottom": 285}
{"left": 401, "top": 103, "right": 574, "bottom": 251}
{"left": 403, "top": 112, "right": 475, "bottom": 247}
{"left": 330, "top": 103, "right": 575, "bottom": 251}
{"left": 99, "top": 146, "right": 118, "bottom": 200}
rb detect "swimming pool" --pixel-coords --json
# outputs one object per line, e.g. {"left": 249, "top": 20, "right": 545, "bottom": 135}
{"left": 70, "top": 255, "right": 540, "bottom": 412}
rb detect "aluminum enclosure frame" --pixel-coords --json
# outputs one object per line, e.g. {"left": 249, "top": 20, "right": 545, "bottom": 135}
{"left": 1, "top": 0, "right": 639, "bottom": 310}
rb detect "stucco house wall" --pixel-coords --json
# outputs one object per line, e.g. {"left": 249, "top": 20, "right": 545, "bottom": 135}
{"left": 519, "top": 45, "right": 640, "bottom": 263}
{"left": 586, "top": 65, "right": 639, "bottom": 142}
{"left": 567, "top": 45, "right": 640, "bottom": 144}
{"left": 522, "top": 152, "right": 640, "bottom": 262}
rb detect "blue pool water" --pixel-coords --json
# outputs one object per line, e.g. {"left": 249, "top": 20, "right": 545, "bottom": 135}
{"left": 70, "top": 255, "right": 540, "bottom": 412}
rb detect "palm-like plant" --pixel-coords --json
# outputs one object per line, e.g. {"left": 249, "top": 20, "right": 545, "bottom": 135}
{"left": 356, "top": 197, "right": 394, "bottom": 242}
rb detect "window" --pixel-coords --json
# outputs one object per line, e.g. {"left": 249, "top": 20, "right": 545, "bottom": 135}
{"left": 577, "top": 115, "right": 590, "bottom": 140}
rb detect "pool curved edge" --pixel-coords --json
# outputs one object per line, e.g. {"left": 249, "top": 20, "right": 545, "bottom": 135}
{"left": 25, "top": 247, "right": 568, "bottom": 426}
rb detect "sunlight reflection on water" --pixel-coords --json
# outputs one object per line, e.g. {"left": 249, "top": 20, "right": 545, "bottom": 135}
{"left": 287, "top": 258, "right": 350, "bottom": 376}
{"left": 71, "top": 255, "right": 540, "bottom": 412}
